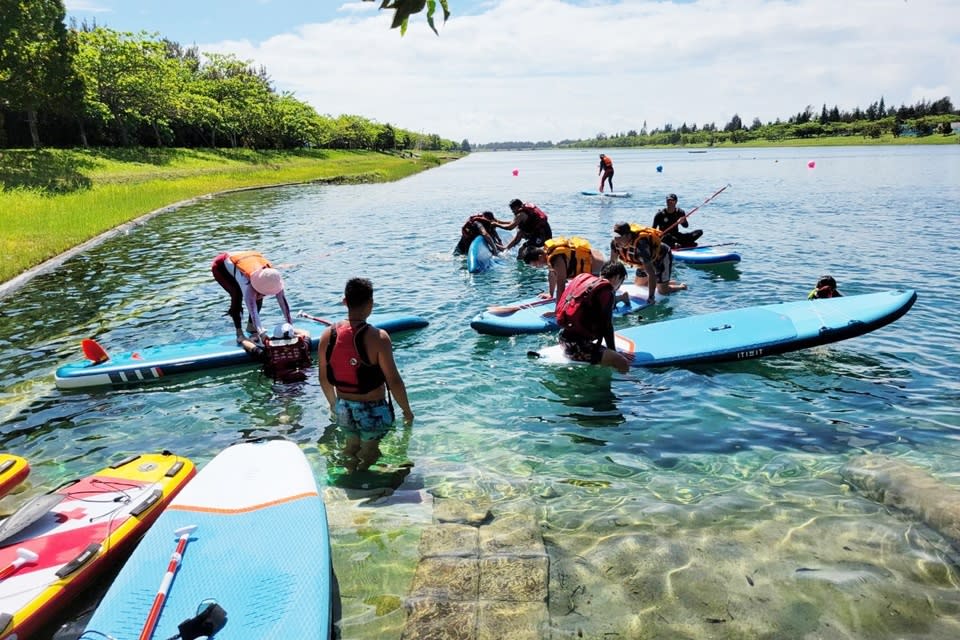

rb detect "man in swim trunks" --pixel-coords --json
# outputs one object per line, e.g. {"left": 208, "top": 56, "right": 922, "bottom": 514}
{"left": 318, "top": 278, "right": 413, "bottom": 471}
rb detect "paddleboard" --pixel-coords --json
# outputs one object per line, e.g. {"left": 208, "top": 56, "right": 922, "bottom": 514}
{"left": 0, "top": 455, "right": 29, "bottom": 499}
{"left": 671, "top": 245, "right": 740, "bottom": 265}
{"left": 0, "top": 451, "right": 196, "bottom": 640}
{"left": 467, "top": 235, "right": 496, "bottom": 273}
{"left": 83, "top": 440, "right": 332, "bottom": 640}
{"left": 534, "top": 289, "right": 917, "bottom": 367}
{"left": 471, "top": 283, "right": 655, "bottom": 336}
{"left": 581, "top": 190, "right": 632, "bottom": 198}
{"left": 55, "top": 312, "right": 429, "bottom": 389}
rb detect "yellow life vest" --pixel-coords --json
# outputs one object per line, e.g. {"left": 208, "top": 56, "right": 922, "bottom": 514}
{"left": 229, "top": 251, "right": 272, "bottom": 277}
{"left": 616, "top": 225, "right": 663, "bottom": 264}
{"left": 544, "top": 237, "right": 593, "bottom": 276}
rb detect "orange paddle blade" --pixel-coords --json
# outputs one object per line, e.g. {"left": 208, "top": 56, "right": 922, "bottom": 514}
{"left": 81, "top": 338, "right": 110, "bottom": 364}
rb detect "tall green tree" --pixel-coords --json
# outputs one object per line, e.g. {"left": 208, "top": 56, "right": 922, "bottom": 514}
{"left": 0, "top": 0, "right": 77, "bottom": 147}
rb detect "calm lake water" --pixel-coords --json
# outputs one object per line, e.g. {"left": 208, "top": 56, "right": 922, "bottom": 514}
{"left": 2, "top": 146, "right": 960, "bottom": 639}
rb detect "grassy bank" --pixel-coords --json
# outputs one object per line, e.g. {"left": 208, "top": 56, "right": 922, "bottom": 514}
{"left": 0, "top": 148, "right": 459, "bottom": 284}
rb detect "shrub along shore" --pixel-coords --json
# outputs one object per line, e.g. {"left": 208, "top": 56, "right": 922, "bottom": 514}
{"left": 0, "top": 148, "right": 460, "bottom": 289}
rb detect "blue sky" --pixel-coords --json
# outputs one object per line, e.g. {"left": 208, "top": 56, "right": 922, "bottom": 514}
{"left": 64, "top": 0, "right": 960, "bottom": 144}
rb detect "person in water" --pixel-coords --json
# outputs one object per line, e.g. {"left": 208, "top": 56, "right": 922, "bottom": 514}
{"left": 609, "top": 221, "right": 687, "bottom": 303}
{"left": 522, "top": 236, "right": 628, "bottom": 306}
{"left": 494, "top": 198, "right": 554, "bottom": 261}
{"left": 598, "top": 153, "right": 614, "bottom": 192}
{"left": 240, "top": 322, "right": 312, "bottom": 383}
{"left": 652, "top": 193, "right": 703, "bottom": 248}
{"left": 808, "top": 275, "right": 843, "bottom": 299}
{"left": 555, "top": 262, "right": 633, "bottom": 373}
{"left": 454, "top": 211, "right": 504, "bottom": 255}
{"left": 318, "top": 278, "right": 414, "bottom": 471}
{"left": 211, "top": 250, "right": 294, "bottom": 344}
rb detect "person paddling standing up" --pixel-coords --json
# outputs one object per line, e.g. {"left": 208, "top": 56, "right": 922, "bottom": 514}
{"left": 598, "top": 154, "right": 614, "bottom": 192}
{"left": 494, "top": 198, "right": 553, "bottom": 261}
{"left": 652, "top": 193, "right": 703, "bottom": 248}
{"left": 211, "top": 250, "right": 294, "bottom": 344}
{"left": 318, "top": 278, "right": 414, "bottom": 470}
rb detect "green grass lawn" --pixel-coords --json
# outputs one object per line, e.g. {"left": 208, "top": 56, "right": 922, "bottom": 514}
{"left": 0, "top": 148, "right": 457, "bottom": 284}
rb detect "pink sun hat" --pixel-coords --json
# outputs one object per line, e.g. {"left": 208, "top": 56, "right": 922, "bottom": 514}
{"left": 250, "top": 267, "right": 284, "bottom": 295}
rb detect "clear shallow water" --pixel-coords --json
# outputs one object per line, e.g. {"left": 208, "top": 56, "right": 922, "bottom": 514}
{"left": 2, "top": 146, "right": 960, "bottom": 638}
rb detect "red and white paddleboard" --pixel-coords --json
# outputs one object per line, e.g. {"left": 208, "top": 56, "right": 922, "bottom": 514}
{"left": 0, "top": 451, "right": 196, "bottom": 640}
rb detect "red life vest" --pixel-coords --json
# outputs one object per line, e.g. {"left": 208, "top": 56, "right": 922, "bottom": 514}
{"left": 601, "top": 156, "right": 613, "bottom": 170}
{"left": 263, "top": 335, "right": 312, "bottom": 383}
{"left": 555, "top": 273, "right": 613, "bottom": 338}
{"left": 325, "top": 322, "right": 386, "bottom": 394}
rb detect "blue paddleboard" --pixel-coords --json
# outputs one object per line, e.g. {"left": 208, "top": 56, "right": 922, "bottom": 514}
{"left": 535, "top": 289, "right": 916, "bottom": 367}
{"left": 581, "top": 190, "right": 632, "bottom": 198}
{"left": 55, "top": 312, "right": 428, "bottom": 389}
{"left": 671, "top": 245, "right": 740, "bottom": 265}
{"left": 471, "top": 283, "right": 655, "bottom": 336}
{"left": 467, "top": 235, "right": 495, "bottom": 273}
{"left": 83, "top": 440, "right": 331, "bottom": 640}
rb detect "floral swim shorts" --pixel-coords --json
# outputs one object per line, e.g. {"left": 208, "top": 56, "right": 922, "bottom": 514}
{"left": 336, "top": 398, "right": 395, "bottom": 441}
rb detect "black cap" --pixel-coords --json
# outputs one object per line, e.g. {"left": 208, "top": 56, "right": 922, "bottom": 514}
{"left": 666, "top": 193, "right": 678, "bottom": 201}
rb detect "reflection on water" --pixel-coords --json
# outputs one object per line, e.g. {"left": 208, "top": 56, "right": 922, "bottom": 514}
{"left": 2, "top": 147, "right": 960, "bottom": 638}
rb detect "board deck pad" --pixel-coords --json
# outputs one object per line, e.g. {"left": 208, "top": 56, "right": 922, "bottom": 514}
{"left": 83, "top": 440, "right": 332, "bottom": 640}
{"left": 535, "top": 290, "right": 917, "bottom": 367}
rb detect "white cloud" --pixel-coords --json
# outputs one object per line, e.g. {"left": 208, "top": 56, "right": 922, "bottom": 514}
{"left": 198, "top": 0, "right": 960, "bottom": 143}
{"left": 64, "top": 0, "right": 111, "bottom": 12}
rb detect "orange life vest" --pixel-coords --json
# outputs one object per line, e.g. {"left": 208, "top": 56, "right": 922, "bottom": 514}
{"left": 601, "top": 156, "right": 613, "bottom": 170}
{"left": 544, "top": 237, "right": 593, "bottom": 276}
{"left": 615, "top": 224, "right": 663, "bottom": 264}
{"left": 229, "top": 251, "right": 272, "bottom": 277}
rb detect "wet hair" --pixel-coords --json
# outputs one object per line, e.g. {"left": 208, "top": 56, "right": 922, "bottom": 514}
{"left": 344, "top": 277, "right": 374, "bottom": 309}
{"left": 521, "top": 247, "right": 546, "bottom": 265}
{"left": 481, "top": 211, "right": 495, "bottom": 220}
{"left": 613, "top": 221, "right": 632, "bottom": 237}
{"left": 817, "top": 275, "right": 837, "bottom": 289}
{"left": 509, "top": 198, "right": 523, "bottom": 210}
{"left": 601, "top": 262, "right": 627, "bottom": 281}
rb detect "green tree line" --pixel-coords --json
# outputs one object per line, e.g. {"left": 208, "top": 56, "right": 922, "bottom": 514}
{"left": 0, "top": 0, "right": 459, "bottom": 151}
{"left": 474, "top": 96, "right": 959, "bottom": 150}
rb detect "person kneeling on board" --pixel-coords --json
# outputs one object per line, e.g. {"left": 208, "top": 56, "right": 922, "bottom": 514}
{"left": 522, "top": 236, "right": 628, "bottom": 305}
{"left": 241, "top": 322, "right": 312, "bottom": 383}
{"left": 494, "top": 198, "right": 554, "bottom": 261}
{"left": 609, "top": 222, "right": 687, "bottom": 303}
{"left": 652, "top": 193, "right": 703, "bottom": 248}
{"left": 454, "top": 211, "right": 504, "bottom": 255}
{"left": 555, "top": 263, "right": 633, "bottom": 374}
{"left": 808, "top": 275, "right": 843, "bottom": 299}
{"left": 318, "top": 278, "right": 414, "bottom": 470}
{"left": 211, "top": 250, "right": 294, "bottom": 344}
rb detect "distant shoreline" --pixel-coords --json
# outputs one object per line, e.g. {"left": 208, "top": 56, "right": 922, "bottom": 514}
{"left": 472, "top": 134, "right": 958, "bottom": 151}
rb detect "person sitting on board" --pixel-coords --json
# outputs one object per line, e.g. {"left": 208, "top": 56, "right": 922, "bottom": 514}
{"left": 555, "top": 262, "right": 633, "bottom": 374}
{"left": 609, "top": 221, "right": 687, "bottom": 303}
{"left": 808, "top": 275, "right": 843, "bottom": 299}
{"left": 598, "top": 153, "right": 614, "bottom": 192}
{"left": 493, "top": 198, "right": 553, "bottom": 261}
{"left": 652, "top": 193, "right": 703, "bottom": 248}
{"left": 522, "top": 236, "right": 628, "bottom": 306}
{"left": 318, "top": 278, "right": 414, "bottom": 471}
{"left": 454, "top": 211, "right": 504, "bottom": 255}
{"left": 211, "top": 250, "right": 294, "bottom": 344}
{"left": 240, "top": 322, "right": 312, "bottom": 383}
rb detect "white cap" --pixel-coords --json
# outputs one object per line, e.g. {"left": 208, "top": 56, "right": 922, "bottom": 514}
{"left": 250, "top": 267, "right": 284, "bottom": 296}
{"left": 272, "top": 322, "right": 295, "bottom": 339}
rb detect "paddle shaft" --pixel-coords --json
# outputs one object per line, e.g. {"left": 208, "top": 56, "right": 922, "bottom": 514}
{"left": 487, "top": 297, "right": 554, "bottom": 316}
{"left": 296, "top": 311, "right": 333, "bottom": 326}
{"left": 660, "top": 184, "right": 731, "bottom": 236}
{"left": 139, "top": 527, "right": 196, "bottom": 640}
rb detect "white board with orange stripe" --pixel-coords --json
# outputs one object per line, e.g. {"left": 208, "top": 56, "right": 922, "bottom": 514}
{"left": 83, "top": 440, "right": 332, "bottom": 640}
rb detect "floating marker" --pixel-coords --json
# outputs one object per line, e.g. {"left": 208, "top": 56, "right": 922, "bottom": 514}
{"left": 512, "top": 169, "right": 519, "bottom": 176}
{"left": 807, "top": 160, "right": 816, "bottom": 169}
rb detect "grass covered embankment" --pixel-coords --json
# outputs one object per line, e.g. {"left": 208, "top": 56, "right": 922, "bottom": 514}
{"left": 0, "top": 147, "right": 458, "bottom": 285}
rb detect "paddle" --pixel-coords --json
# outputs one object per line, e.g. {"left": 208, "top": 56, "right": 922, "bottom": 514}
{"left": 660, "top": 184, "right": 731, "bottom": 236}
{"left": 139, "top": 524, "right": 198, "bottom": 640}
{"left": 296, "top": 311, "right": 333, "bottom": 326}
{"left": 0, "top": 548, "right": 39, "bottom": 581}
{"left": 671, "top": 242, "right": 737, "bottom": 252}
{"left": 81, "top": 338, "right": 110, "bottom": 364}
{"left": 486, "top": 297, "right": 555, "bottom": 317}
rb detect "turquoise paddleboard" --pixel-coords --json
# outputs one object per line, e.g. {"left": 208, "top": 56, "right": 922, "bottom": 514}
{"left": 535, "top": 290, "right": 916, "bottom": 367}
{"left": 671, "top": 245, "right": 740, "bottom": 265}
{"left": 467, "top": 235, "right": 496, "bottom": 273}
{"left": 82, "top": 440, "right": 331, "bottom": 640}
{"left": 55, "top": 312, "right": 428, "bottom": 389}
{"left": 471, "top": 283, "right": 655, "bottom": 336}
